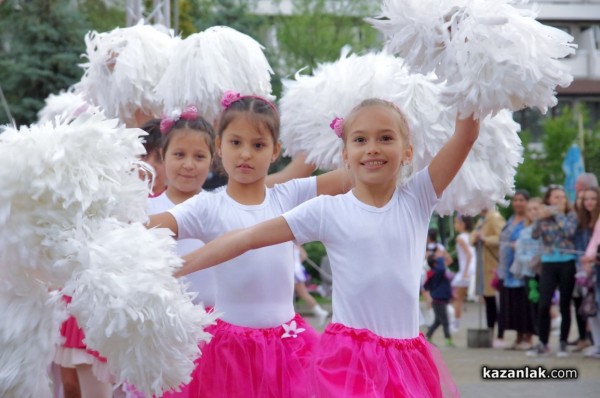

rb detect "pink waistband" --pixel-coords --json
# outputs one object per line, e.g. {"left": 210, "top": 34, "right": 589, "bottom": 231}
{"left": 323, "top": 323, "right": 427, "bottom": 349}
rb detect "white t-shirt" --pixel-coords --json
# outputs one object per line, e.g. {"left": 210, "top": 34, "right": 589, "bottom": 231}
{"left": 148, "top": 192, "right": 216, "bottom": 307}
{"left": 283, "top": 167, "right": 438, "bottom": 339}
{"left": 452, "top": 232, "right": 476, "bottom": 287}
{"left": 169, "top": 177, "right": 317, "bottom": 327}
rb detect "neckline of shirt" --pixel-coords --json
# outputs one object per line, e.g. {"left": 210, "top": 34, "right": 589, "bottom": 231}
{"left": 347, "top": 188, "right": 399, "bottom": 213}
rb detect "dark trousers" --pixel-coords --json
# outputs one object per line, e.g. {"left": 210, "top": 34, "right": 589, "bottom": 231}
{"left": 484, "top": 295, "right": 497, "bottom": 331}
{"left": 572, "top": 295, "right": 587, "bottom": 341}
{"left": 427, "top": 301, "right": 451, "bottom": 339}
{"left": 537, "top": 260, "right": 576, "bottom": 345}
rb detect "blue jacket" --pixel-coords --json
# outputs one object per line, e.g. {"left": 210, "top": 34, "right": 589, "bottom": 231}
{"left": 424, "top": 257, "right": 452, "bottom": 302}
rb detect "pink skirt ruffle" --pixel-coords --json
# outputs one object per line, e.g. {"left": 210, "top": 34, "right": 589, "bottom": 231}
{"left": 57, "top": 296, "right": 107, "bottom": 366}
{"left": 314, "top": 323, "right": 460, "bottom": 398}
{"left": 189, "top": 313, "right": 319, "bottom": 398}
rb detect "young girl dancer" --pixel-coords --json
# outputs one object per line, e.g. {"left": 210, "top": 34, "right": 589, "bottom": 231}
{"left": 148, "top": 93, "right": 349, "bottom": 398}
{"left": 451, "top": 214, "right": 475, "bottom": 332}
{"left": 179, "top": 98, "right": 479, "bottom": 397}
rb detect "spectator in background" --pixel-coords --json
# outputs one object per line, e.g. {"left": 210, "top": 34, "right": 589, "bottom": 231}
{"left": 528, "top": 186, "right": 578, "bottom": 357}
{"left": 471, "top": 208, "right": 506, "bottom": 348}
{"left": 499, "top": 190, "right": 535, "bottom": 350}
{"left": 575, "top": 173, "right": 598, "bottom": 196}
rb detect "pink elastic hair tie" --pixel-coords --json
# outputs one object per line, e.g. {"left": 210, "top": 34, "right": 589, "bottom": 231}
{"left": 160, "top": 105, "right": 199, "bottom": 134}
{"left": 220, "top": 90, "right": 278, "bottom": 114}
{"left": 330, "top": 117, "right": 344, "bottom": 138}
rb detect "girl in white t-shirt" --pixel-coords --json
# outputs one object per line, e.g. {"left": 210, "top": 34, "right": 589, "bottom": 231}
{"left": 125, "top": 107, "right": 217, "bottom": 398}
{"left": 147, "top": 106, "right": 217, "bottom": 310}
{"left": 148, "top": 92, "right": 349, "bottom": 398}
{"left": 178, "top": 98, "right": 479, "bottom": 397}
{"left": 451, "top": 214, "right": 476, "bottom": 332}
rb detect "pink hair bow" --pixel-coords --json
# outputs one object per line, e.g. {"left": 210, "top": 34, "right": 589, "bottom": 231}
{"left": 160, "top": 105, "right": 199, "bottom": 134}
{"left": 220, "top": 91, "right": 242, "bottom": 109}
{"left": 330, "top": 117, "right": 344, "bottom": 138}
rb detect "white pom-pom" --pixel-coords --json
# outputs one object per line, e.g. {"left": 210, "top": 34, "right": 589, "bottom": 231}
{"left": 64, "top": 219, "right": 218, "bottom": 395}
{"left": 155, "top": 26, "right": 274, "bottom": 123}
{"left": 279, "top": 49, "right": 523, "bottom": 214}
{"left": 37, "top": 90, "right": 90, "bottom": 124}
{"left": 78, "top": 24, "right": 179, "bottom": 124}
{"left": 433, "top": 110, "right": 523, "bottom": 215}
{"left": 0, "top": 279, "right": 67, "bottom": 398}
{"left": 0, "top": 113, "right": 150, "bottom": 289}
{"left": 368, "top": 0, "right": 576, "bottom": 118}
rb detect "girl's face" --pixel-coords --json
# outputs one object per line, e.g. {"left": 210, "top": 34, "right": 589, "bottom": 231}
{"left": 217, "top": 115, "right": 280, "bottom": 187}
{"left": 526, "top": 201, "right": 541, "bottom": 222}
{"left": 454, "top": 217, "right": 465, "bottom": 232}
{"left": 163, "top": 129, "right": 212, "bottom": 199}
{"left": 342, "top": 106, "right": 412, "bottom": 189}
{"left": 583, "top": 189, "right": 598, "bottom": 213}
{"left": 548, "top": 188, "right": 567, "bottom": 209}
{"left": 512, "top": 194, "right": 528, "bottom": 215}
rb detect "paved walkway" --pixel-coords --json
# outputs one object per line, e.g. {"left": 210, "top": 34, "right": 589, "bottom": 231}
{"left": 299, "top": 300, "right": 600, "bottom": 398}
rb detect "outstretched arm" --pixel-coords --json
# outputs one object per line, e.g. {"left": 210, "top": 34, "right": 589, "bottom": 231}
{"left": 266, "top": 153, "right": 352, "bottom": 196}
{"left": 176, "top": 216, "right": 295, "bottom": 277}
{"left": 428, "top": 115, "right": 480, "bottom": 197}
{"left": 146, "top": 212, "right": 179, "bottom": 238}
{"left": 266, "top": 154, "right": 316, "bottom": 187}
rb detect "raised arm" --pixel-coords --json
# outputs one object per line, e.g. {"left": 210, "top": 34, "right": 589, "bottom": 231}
{"left": 428, "top": 115, "right": 480, "bottom": 197}
{"left": 176, "top": 216, "right": 295, "bottom": 277}
{"left": 147, "top": 212, "right": 179, "bottom": 237}
{"left": 265, "top": 154, "right": 316, "bottom": 187}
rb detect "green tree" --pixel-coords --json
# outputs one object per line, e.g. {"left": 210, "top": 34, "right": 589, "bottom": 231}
{"left": 273, "top": 0, "right": 380, "bottom": 76}
{"left": 78, "top": 0, "right": 126, "bottom": 32}
{"left": 0, "top": 0, "right": 87, "bottom": 126}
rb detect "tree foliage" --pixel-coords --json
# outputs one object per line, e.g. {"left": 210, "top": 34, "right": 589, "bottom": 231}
{"left": 514, "top": 104, "right": 600, "bottom": 198}
{"left": 0, "top": 0, "right": 87, "bottom": 126}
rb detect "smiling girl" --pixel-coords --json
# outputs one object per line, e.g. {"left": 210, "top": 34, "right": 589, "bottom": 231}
{"left": 178, "top": 98, "right": 479, "bottom": 397}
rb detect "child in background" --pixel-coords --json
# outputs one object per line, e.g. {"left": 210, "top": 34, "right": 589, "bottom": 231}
{"left": 148, "top": 92, "right": 350, "bottom": 398}
{"left": 135, "top": 106, "right": 216, "bottom": 398}
{"left": 293, "top": 244, "right": 329, "bottom": 323}
{"left": 147, "top": 106, "right": 217, "bottom": 309}
{"left": 452, "top": 214, "right": 475, "bottom": 332}
{"left": 140, "top": 119, "right": 168, "bottom": 197}
{"left": 425, "top": 248, "right": 455, "bottom": 347}
{"left": 178, "top": 98, "right": 479, "bottom": 397}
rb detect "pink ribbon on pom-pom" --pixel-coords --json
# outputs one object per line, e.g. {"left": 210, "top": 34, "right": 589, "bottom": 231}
{"left": 160, "top": 105, "right": 199, "bottom": 134}
{"left": 330, "top": 117, "right": 344, "bottom": 138}
{"left": 221, "top": 91, "right": 242, "bottom": 109}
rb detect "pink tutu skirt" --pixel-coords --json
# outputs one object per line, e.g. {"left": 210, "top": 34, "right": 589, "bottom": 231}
{"left": 314, "top": 323, "right": 459, "bottom": 398}
{"left": 189, "top": 313, "right": 319, "bottom": 398}
{"left": 54, "top": 296, "right": 111, "bottom": 382}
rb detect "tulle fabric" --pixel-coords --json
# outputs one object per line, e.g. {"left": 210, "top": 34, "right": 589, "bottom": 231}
{"left": 314, "top": 323, "right": 460, "bottom": 398}
{"left": 188, "top": 314, "right": 319, "bottom": 398}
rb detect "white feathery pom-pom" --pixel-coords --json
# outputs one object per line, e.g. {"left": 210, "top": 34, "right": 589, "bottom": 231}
{"left": 0, "top": 279, "right": 67, "bottom": 398}
{"left": 279, "top": 49, "right": 523, "bottom": 214}
{"left": 368, "top": 0, "right": 575, "bottom": 118}
{"left": 280, "top": 48, "right": 410, "bottom": 170}
{"left": 155, "top": 26, "right": 274, "bottom": 123}
{"left": 0, "top": 112, "right": 149, "bottom": 289}
{"left": 433, "top": 110, "right": 523, "bottom": 215}
{"left": 63, "top": 219, "right": 218, "bottom": 395}
{"left": 37, "top": 90, "right": 90, "bottom": 124}
{"left": 78, "top": 24, "right": 179, "bottom": 124}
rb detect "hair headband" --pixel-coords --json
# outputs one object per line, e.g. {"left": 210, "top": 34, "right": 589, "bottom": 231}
{"left": 220, "top": 90, "right": 278, "bottom": 114}
{"left": 159, "top": 105, "right": 199, "bottom": 134}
